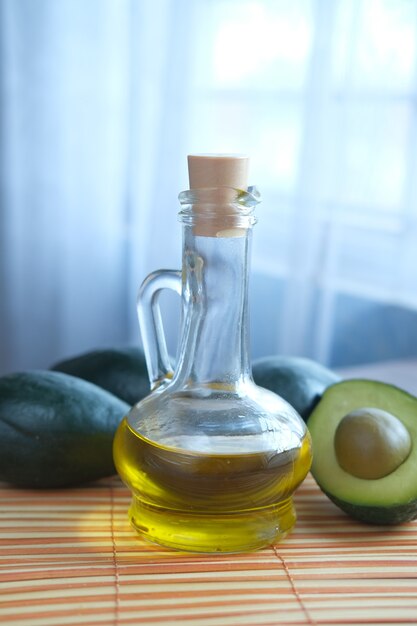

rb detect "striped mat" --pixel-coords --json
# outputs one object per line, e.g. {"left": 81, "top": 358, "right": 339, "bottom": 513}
{"left": 1, "top": 473, "right": 417, "bottom": 625}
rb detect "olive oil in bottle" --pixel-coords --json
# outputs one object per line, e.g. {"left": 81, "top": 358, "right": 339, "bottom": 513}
{"left": 114, "top": 415, "right": 312, "bottom": 552}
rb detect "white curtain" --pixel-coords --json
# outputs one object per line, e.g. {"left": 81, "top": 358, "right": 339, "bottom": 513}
{"left": 0, "top": 0, "right": 190, "bottom": 374}
{"left": 1, "top": 0, "right": 417, "bottom": 376}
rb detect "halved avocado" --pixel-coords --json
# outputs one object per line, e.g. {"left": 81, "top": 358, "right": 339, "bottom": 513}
{"left": 308, "top": 379, "right": 417, "bottom": 525}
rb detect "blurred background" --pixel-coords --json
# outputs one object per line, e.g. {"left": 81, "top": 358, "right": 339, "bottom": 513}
{"left": 1, "top": 0, "right": 417, "bottom": 375}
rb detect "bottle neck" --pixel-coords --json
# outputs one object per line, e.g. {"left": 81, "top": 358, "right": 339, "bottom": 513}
{"left": 174, "top": 225, "right": 253, "bottom": 388}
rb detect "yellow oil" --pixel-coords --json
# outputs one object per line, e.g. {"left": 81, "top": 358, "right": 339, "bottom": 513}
{"left": 113, "top": 417, "right": 312, "bottom": 552}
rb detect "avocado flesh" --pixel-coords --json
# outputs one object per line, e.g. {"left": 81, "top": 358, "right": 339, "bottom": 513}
{"left": 308, "top": 379, "right": 417, "bottom": 524}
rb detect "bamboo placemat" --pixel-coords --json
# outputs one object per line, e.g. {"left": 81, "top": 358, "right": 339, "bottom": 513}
{"left": 1, "top": 473, "right": 417, "bottom": 625}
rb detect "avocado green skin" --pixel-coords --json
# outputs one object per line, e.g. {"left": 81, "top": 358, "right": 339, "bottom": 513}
{"left": 0, "top": 371, "right": 129, "bottom": 488}
{"left": 51, "top": 347, "right": 150, "bottom": 406}
{"left": 324, "top": 490, "right": 417, "bottom": 525}
{"left": 252, "top": 356, "right": 340, "bottom": 421}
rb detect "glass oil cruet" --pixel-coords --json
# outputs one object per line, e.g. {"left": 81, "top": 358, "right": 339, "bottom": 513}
{"left": 113, "top": 154, "right": 312, "bottom": 553}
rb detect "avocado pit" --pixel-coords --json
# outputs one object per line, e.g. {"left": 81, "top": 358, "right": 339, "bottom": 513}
{"left": 334, "top": 407, "right": 412, "bottom": 480}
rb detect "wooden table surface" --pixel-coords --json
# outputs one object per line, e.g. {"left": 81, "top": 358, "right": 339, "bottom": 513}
{"left": 1, "top": 472, "right": 417, "bottom": 626}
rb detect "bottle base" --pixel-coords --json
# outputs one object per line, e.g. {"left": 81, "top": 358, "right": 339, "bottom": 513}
{"left": 128, "top": 497, "right": 296, "bottom": 553}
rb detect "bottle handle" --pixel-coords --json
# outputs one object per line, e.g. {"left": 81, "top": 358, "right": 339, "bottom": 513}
{"left": 137, "top": 269, "right": 182, "bottom": 390}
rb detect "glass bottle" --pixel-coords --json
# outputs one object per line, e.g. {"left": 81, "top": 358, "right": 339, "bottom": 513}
{"left": 113, "top": 155, "right": 312, "bottom": 553}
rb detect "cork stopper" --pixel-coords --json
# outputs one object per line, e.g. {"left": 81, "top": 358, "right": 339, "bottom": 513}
{"left": 187, "top": 154, "right": 249, "bottom": 237}
{"left": 188, "top": 154, "right": 249, "bottom": 190}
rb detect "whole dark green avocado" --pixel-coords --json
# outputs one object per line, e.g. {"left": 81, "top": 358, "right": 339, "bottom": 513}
{"left": 0, "top": 371, "right": 129, "bottom": 488}
{"left": 252, "top": 355, "right": 340, "bottom": 421}
{"left": 51, "top": 347, "right": 150, "bottom": 405}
